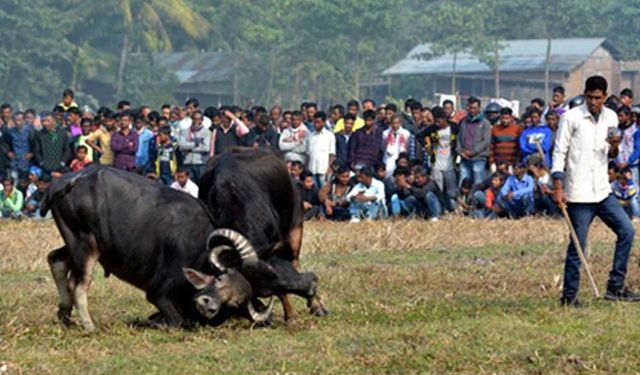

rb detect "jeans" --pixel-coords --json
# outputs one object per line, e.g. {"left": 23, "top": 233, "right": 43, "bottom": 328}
{"left": 562, "top": 194, "right": 635, "bottom": 298}
{"left": 349, "top": 201, "right": 384, "bottom": 220}
{"left": 535, "top": 195, "right": 561, "bottom": 217}
{"left": 460, "top": 159, "right": 486, "bottom": 186}
{"left": 313, "top": 174, "right": 327, "bottom": 189}
{"left": 392, "top": 192, "right": 442, "bottom": 218}
{"left": 431, "top": 168, "right": 458, "bottom": 211}
{"left": 497, "top": 194, "right": 534, "bottom": 218}
{"left": 622, "top": 198, "right": 640, "bottom": 219}
{"left": 186, "top": 164, "right": 205, "bottom": 185}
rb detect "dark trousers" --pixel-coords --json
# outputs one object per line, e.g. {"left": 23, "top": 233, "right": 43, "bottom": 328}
{"left": 563, "top": 194, "right": 635, "bottom": 299}
{"left": 186, "top": 164, "right": 205, "bottom": 185}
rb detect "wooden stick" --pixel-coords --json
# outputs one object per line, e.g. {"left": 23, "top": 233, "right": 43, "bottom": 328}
{"left": 559, "top": 204, "right": 600, "bottom": 298}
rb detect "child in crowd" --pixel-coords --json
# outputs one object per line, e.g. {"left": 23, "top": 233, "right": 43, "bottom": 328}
{"left": 170, "top": 168, "right": 199, "bottom": 198}
{"left": 75, "top": 118, "right": 94, "bottom": 162}
{"left": 475, "top": 172, "right": 506, "bottom": 219}
{"left": 298, "top": 170, "right": 323, "bottom": 220}
{"left": 529, "top": 159, "right": 560, "bottom": 217}
{"left": 0, "top": 178, "right": 23, "bottom": 219}
{"left": 70, "top": 145, "right": 91, "bottom": 172}
{"left": 23, "top": 174, "right": 51, "bottom": 218}
{"left": 25, "top": 166, "right": 42, "bottom": 201}
{"left": 288, "top": 160, "right": 304, "bottom": 182}
{"left": 612, "top": 167, "right": 640, "bottom": 219}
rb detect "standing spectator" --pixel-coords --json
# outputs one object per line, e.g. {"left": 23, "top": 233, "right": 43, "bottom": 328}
{"left": 170, "top": 168, "right": 199, "bottom": 198}
{"left": 0, "top": 127, "right": 9, "bottom": 181}
{"left": 611, "top": 167, "right": 640, "bottom": 219}
{"left": 246, "top": 113, "right": 279, "bottom": 151}
{"left": 329, "top": 104, "right": 345, "bottom": 130}
{"left": 457, "top": 96, "right": 491, "bottom": 185}
{"left": 615, "top": 106, "right": 640, "bottom": 187}
{"left": 489, "top": 107, "right": 521, "bottom": 168}
{"left": 298, "top": 170, "right": 323, "bottom": 220}
{"left": 347, "top": 166, "right": 386, "bottom": 222}
{"left": 33, "top": 112, "right": 70, "bottom": 177}
{"left": 110, "top": 111, "right": 138, "bottom": 172}
{"left": 0, "top": 103, "right": 13, "bottom": 128}
{"left": 304, "top": 103, "right": 318, "bottom": 131}
{"left": 0, "top": 178, "right": 23, "bottom": 219}
{"left": 305, "top": 111, "right": 336, "bottom": 188}
{"left": 620, "top": 88, "right": 634, "bottom": 108}
{"left": 150, "top": 126, "right": 178, "bottom": 185}
{"left": 335, "top": 113, "right": 355, "bottom": 166}
{"left": 134, "top": 113, "right": 154, "bottom": 175}
{"left": 86, "top": 112, "right": 117, "bottom": 166}
{"left": 426, "top": 107, "right": 458, "bottom": 210}
{"left": 348, "top": 110, "right": 383, "bottom": 170}
{"left": 179, "top": 98, "right": 212, "bottom": 132}
{"left": 7, "top": 112, "right": 34, "bottom": 180}
{"left": 318, "top": 165, "right": 353, "bottom": 221}
{"left": 69, "top": 146, "right": 91, "bottom": 172}
{"left": 279, "top": 110, "right": 308, "bottom": 163}
{"left": 519, "top": 108, "right": 553, "bottom": 167}
{"left": 59, "top": 89, "right": 78, "bottom": 111}
{"left": 334, "top": 101, "right": 365, "bottom": 133}
{"left": 66, "top": 107, "right": 83, "bottom": 138}
{"left": 209, "top": 108, "right": 249, "bottom": 156}
{"left": 498, "top": 162, "right": 535, "bottom": 218}
{"left": 75, "top": 118, "right": 95, "bottom": 162}
{"left": 178, "top": 110, "right": 211, "bottom": 183}
{"left": 544, "top": 86, "right": 568, "bottom": 117}
{"left": 382, "top": 116, "right": 412, "bottom": 178}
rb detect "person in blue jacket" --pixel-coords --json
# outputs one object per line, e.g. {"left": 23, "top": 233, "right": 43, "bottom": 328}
{"left": 519, "top": 108, "right": 553, "bottom": 168}
{"left": 497, "top": 161, "right": 535, "bottom": 218}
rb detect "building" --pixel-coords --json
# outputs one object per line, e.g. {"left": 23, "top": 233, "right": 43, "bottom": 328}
{"left": 153, "top": 52, "right": 237, "bottom": 106}
{"left": 382, "top": 38, "right": 633, "bottom": 108}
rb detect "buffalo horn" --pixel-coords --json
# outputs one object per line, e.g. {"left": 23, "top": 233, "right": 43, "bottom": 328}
{"left": 247, "top": 296, "right": 274, "bottom": 324}
{"left": 207, "top": 229, "right": 259, "bottom": 272}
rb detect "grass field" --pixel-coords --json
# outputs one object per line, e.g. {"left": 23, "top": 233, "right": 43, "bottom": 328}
{"left": 2, "top": 218, "right": 640, "bottom": 373}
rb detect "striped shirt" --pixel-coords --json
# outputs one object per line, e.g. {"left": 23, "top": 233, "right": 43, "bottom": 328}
{"left": 490, "top": 123, "right": 521, "bottom": 165}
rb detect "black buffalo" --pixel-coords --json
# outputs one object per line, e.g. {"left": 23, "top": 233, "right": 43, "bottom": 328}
{"left": 199, "top": 148, "right": 328, "bottom": 321}
{"left": 42, "top": 165, "right": 317, "bottom": 331}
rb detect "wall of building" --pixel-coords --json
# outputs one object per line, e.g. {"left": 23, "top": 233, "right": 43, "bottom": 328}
{"left": 566, "top": 47, "right": 621, "bottom": 96}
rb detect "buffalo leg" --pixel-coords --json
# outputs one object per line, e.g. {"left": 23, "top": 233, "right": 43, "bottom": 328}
{"left": 146, "top": 280, "right": 185, "bottom": 328}
{"left": 73, "top": 247, "right": 99, "bottom": 332}
{"left": 47, "top": 246, "right": 73, "bottom": 326}
{"left": 278, "top": 295, "right": 298, "bottom": 322}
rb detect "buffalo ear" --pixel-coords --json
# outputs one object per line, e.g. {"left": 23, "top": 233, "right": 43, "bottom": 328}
{"left": 183, "top": 268, "right": 216, "bottom": 290}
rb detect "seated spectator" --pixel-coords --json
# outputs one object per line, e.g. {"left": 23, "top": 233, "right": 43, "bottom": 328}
{"left": 374, "top": 162, "right": 395, "bottom": 204}
{"left": 318, "top": 165, "right": 353, "bottom": 221}
{"left": 288, "top": 160, "right": 304, "bottom": 182}
{"left": 473, "top": 172, "right": 507, "bottom": 219}
{"left": 149, "top": 125, "right": 177, "bottom": 185}
{"left": 170, "top": 168, "right": 199, "bottom": 198}
{"left": 529, "top": 159, "right": 560, "bottom": 217}
{"left": 0, "top": 178, "right": 23, "bottom": 219}
{"left": 70, "top": 146, "right": 91, "bottom": 172}
{"left": 612, "top": 167, "right": 640, "bottom": 219}
{"left": 25, "top": 166, "right": 42, "bottom": 201}
{"left": 402, "top": 166, "right": 443, "bottom": 220}
{"left": 23, "top": 174, "right": 51, "bottom": 218}
{"left": 298, "top": 170, "right": 323, "bottom": 220}
{"left": 347, "top": 166, "right": 386, "bottom": 222}
{"left": 389, "top": 166, "right": 413, "bottom": 217}
{"left": 498, "top": 162, "right": 535, "bottom": 218}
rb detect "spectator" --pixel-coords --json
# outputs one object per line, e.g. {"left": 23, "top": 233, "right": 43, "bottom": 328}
{"left": 23, "top": 174, "right": 51, "bottom": 218}
{"left": 374, "top": 162, "right": 395, "bottom": 205}
{"left": 334, "top": 100, "right": 365, "bottom": 133}
{"left": 246, "top": 113, "right": 279, "bottom": 151}
{"left": 178, "top": 110, "right": 211, "bottom": 183}
{"left": 476, "top": 172, "right": 507, "bottom": 219}
{"left": 489, "top": 107, "right": 521, "bottom": 168}
{"left": 110, "top": 111, "right": 138, "bottom": 172}
{"left": 134, "top": 113, "right": 154, "bottom": 175}
{"left": 335, "top": 113, "right": 355, "bottom": 166}
{"left": 615, "top": 106, "right": 640, "bottom": 187}
{"left": 305, "top": 111, "right": 336, "bottom": 188}
{"left": 347, "top": 166, "right": 386, "bottom": 222}
{"left": 298, "top": 170, "right": 323, "bottom": 220}
{"left": 86, "top": 112, "right": 117, "bottom": 166}
{"left": 25, "top": 166, "right": 42, "bottom": 201}
{"left": 457, "top": 96, "right": 491, "bottom": 185}
{"left": 66, "top": 107, "right": 83, "bottom": 138}
{"left": 150, "top": 125, "right": 178, "bottom": 185}
{"left": 519, "top": 108, "right": 553, "bottom": 167}
{"left": 318, "top": 165, "right": 353, "bottom": 221}
{"left": 529, "top": 160, "right": 560, "bottom": 217}
{"left": 6, "top": 112, "right": 34, "bottom": 180}
{"left": 170, "top": 168, "right": 199, "bottom": 198}
{"left": 0, "top": 178, "right": 23, "bottom": 219}
{"left": 612, "top": 167, "right": 640, "bottom": 219}
{"left": 382, "top": 115, "right": 412, "bottom": 178}
{"left": 75, "top": 118, "right": 94, "bottom": 162}
{"left": 498, "top": 162, "right": 535, "bottom": 218}
{"left": 59, "top": 89, "right": 78, "bottom": 111}
{"left": 348, "top": 110, "right": 384, "bottom": 170}
{"left": 279, "top": 110, "right": 308, "bottom": 163}
{"left": 209, "top": 108, "right": 249, "bottom": 157}
{"left": 69, "top": 146, "right": 91, "bottom": 172}
{"left": 456, "top": 178, "right": 475, "bottom": 216}
{"left": 621, "top": 88, "right": 634, "bottom": 108}
{"left": 545, "top": 86, "right": 567, "bottom": 117}
{"left": 402, "top": 166, "right": 443, "bottom": 220}
{"left": 426, "top": 106, "right": 458, "bottom": 211}
{"left": 329, "top": 104, "right": 345, "bottom": 130}
{"left": 389, "top": 166, "right": 414, "bottom": 217}
{"left": 33, "top": 112, "right": 70, "bottom": 177}
{"left": 288, "top": 160, "right": 304, "bottom": 182}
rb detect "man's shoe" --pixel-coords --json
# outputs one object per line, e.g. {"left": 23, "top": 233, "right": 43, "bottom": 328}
{"left": 560, "top": 296, "right": 582, "bottom": 307}
{"left": 604, "top": 287, "right": 640, "bottom": 302}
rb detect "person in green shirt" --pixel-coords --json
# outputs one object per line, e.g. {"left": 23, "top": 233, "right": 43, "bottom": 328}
{"left": 1, "top": 178, "right": 24, "bottom": 219}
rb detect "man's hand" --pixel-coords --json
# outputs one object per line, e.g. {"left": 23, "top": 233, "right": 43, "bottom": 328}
{"left": 507, "top": 191, "right": 514, "bottom": 202}
{"left": 461, "top": 150, "right": 472, "bottom": 159}
{"left": 303, "top": 201, "right": 312, "bottom": 210}
{"left": 24, "top": 152, "right": 33, "bottom": 161}
{"left": 224, "top": 110, "right": 237, "bottom": 121}
{"left": 553, "top": 187, "right": 567, "bottom": 205}
{"left": 7, "top": 151, "right": 15, "bottom": 160}
{"left": 618, "top": 162, "right": 629, "bottom": 170}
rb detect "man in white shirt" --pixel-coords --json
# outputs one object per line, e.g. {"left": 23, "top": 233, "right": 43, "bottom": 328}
{"left": 178, "top": 98, "right": 212, "bottom": 132}
{"left": 305, "top": 111, "right": 335, "bottom": 188}
{"left": 279, "top": 111, "right": 308, "bottom": 163}
{"left": 347, "top": 166, "right": 386, "bottom": 222}
{"left": 552, "top": 75, "right": 640, "bottom": 305}
{"left": 170, "top": 168, "right": 199, "bottom": 198}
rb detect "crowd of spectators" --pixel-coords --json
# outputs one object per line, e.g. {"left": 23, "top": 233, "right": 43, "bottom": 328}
{"left": 0, "top": 86, "right": 638, "bottom": 222}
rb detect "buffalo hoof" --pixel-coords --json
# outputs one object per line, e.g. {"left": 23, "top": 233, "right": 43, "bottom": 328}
{"left": 310, "top": 306, "right": 330, "bottom": 317}
{"left": 57, "top": 305, "right": 72, "bottom": 326}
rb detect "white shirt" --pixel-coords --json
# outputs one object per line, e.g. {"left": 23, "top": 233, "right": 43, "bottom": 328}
{"left": 179, "top": 116, "right": 212, "bottom": 132}
{"left": 434, "top": 127, "right": 453, "bottom": 171}
{"left": 551, "top": 104, "right": 618, "bottom": 203}
{"left": 170, "top": 179, "right": 199, "bottom": 198}
{"left": 347, "top": 178, "right": 386, "bottom": 203}
{"left": 279, "top": 126, "right": 308, "bottom": 163}
{"left": 305, "top": 129, "right": 336, "bottom": 174}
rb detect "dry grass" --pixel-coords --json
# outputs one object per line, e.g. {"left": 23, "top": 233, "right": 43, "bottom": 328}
{"left": 2, "top": 218, "right": 640, "bottom": 373}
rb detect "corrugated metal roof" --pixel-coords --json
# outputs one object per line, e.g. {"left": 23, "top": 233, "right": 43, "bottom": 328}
{"left": 382, "top": 38, "right": 610, "bottom": 76}
{"left": 153, "top": 52, "right": 233, "bottom": 83}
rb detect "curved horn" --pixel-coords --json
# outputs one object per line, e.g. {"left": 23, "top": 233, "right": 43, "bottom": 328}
{"left": 247, "top": 296, "right": 274, "bottom": 324}
{"left": 207, "top": 229, "right": 259, "bottom": 271}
